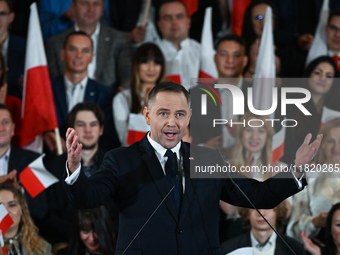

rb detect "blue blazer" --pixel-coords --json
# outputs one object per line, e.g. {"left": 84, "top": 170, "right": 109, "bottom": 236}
{"left": 64, "top": 135, "right": 306, "bottom": 255}
{"left": 51, "top": 76, "right": 120, "bottom": 151}
{"left": 7, "top": 34, "right": 26, "bottom": 98}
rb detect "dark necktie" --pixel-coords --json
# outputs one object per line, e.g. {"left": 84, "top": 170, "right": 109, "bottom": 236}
{"left": 333, "top": 55, "right": 340, "bottom": 71}
{"left": 165, "top": 149, "right": 182, "bottom": 213}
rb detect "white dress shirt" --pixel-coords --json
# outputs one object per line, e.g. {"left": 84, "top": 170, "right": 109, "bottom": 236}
{"left": 1, "top": 34, "right": 9, "bottom": 64}
{"left": 74, "top": 22, "right": 100, "bottom": 79}
{"left": 250, "top": 231, "right": 277, "bottom": 255}
{"left": 64, "top": 75, "right": 88, "bottom": 112}
{"left": 158, "top": 38, "right": 200, "bottom": 91}
{"left": 0, "top": 147, "right": 10, "bottom": 176}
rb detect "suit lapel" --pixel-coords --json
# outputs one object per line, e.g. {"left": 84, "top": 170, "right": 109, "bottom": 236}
{"left": 139, "top": 136, "right": 179, "bottom": 222}
{"left": 179, "top": 142, "right": 198, "bottom": 224}
{"left": 84, "top": 79, "right": 97, "bottom": 102}
{"left": 53, "top": 77, "right": 68, "bottom": 121}
{"left": 95, "top": 27, "right": 109, "bottom": 79}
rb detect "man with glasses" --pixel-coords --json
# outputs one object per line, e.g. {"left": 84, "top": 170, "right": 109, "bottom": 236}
{"left": 326, "top": 9, "right": 340, "bottom": 70}
{"left": 0, "top": 0, "right": 25, "bottom": 98}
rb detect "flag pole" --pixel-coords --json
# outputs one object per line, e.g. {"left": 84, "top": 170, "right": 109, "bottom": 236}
{"left": 141, "top": 0, "right": 151, "bottom": 26}
{"left": 54, "top": 128, "right": 63, "bottom": 155}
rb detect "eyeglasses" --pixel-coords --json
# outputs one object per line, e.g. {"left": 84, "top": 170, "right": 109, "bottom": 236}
{"left": 328, "top": 24, "right": 340, "bottom": 33}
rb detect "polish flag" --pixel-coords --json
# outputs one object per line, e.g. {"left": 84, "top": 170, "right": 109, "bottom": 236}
{"left": 253, "top": 6, "right": 276, "bottom": 111}
{"left": 320, "top": 106, "right": 340, "bottom": 128}
{"left": 271, "top": 124, "right": 286, "bottom": 163}
{"left": 0, "top": 230, "right": 6, "bottom": 255}
{"left": 0, "top": 204, "right": 13, "bottom": 238}
{"left": 19, "top": 154, "right": 58, "bottom": 198}
{"left": 20, "top": 3, "right": 58, "bottom": 153}
{"left": 179, "top": 0, "right": 198, "bottom": 16}
{"left": 305, "top": 0, "right": 329, "bottom": 66}
{"left": 232, "top": 0, "right": 251, "bottom": 35}
{"left": 199, "top": 7, "right": 218, "bottom": 79}
{"left": 165, "top": 58, "right": 181, "bottom": 84}
{"left": 126, "top": 114, "right": 150, "bottom": 145}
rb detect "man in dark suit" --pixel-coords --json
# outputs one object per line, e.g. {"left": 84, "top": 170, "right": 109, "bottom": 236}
{"left": 64, "top": 81, "right": 321, "bottom": 254}
{"left": 220, "top": 204, "right": 305, "bottom": 255}
{"left": 190, "top": 34, "right": 252, "bottom": 149}
{"left": 0, "top": 103, "right": 46, "bottom": 222}
{"left": 0, "top": 0, "right": 26, "bottom": 98}
{"left": 45, "top": 31, "right": 119, "bottom": 153}
{"left": 46, "top": 0, "right": 132, "bottom": 90}
{"left": 40, "top": 102, "right": 118, "bottom": 245}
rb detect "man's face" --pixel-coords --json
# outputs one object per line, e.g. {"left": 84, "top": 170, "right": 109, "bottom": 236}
{"left": 74, "top": 110, "right": 103, "bottom": 149}
{"left": 214, "top": 40, "right": 248, "bottom": 78}
{"left": 249, "top": 208, "right": 276, "bottom": 232}
{"left": 0, "top": 109, "right": 14, "bottom": 148}
{"left": 144, "top": 91, "right": 191, "bottom": 149}
{"left": 61, "top": 34, "right": 93, "bottom": 75}
{"left": 73, "top": 0, "right": 103, "bottom": 28}
{"left": 158, "top": 2, "right": 190, "bottom": 43}
{"left": 326, "top": 16, "right": 340, "bottom": 53}
{"left": 0, "top": 1, "right": 14, "bottom": 37}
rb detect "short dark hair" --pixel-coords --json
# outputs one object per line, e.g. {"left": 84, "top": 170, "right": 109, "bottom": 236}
{"left": 328, "top": 8, "right": 340, "bottom": 25}
{"left": 147, "top": 81, "right": 190, "bottom": 108}
{"left": 0, "top": 103, "right": 13, "bottom": 122}
{"left": 66, "top": 102, "right": 104, "bottom": 128}
{"left": 214, "top": 34, "right": 247, "bottom": 52}
{"left": 0, "top": 0, "right": 13, "bottom": 12}
{"left": 63, "top": 31, "right": 94, "bottom": 52}
{"left": 325, "top": 203, "right": 340, "bottom": 255}
{"left": 159, "top": 0, "right": 188, "bottom": 17}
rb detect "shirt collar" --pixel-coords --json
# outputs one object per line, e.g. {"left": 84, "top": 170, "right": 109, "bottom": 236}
{"left": 0, "top": 147, "right": 11, "bottom": 161}
{"left": 64, "top": 75, "right": 88, "bottom": 90}
{"left": 162, "top": 38, "right": 189, "bottom": 51}
{"left": 250, "top": 231, "right": 277, "bottom": 251}
{"left": 328, "top": 49, "right": 340, "bottom": 58}
{"left": 147, "top": 132, "right": 181, "bottom": 160}
{"left": 74, "top": 22, "right": 101, "bottom": 37}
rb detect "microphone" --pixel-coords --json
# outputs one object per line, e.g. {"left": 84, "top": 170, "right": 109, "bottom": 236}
{"left": 121, "top": 153, "right": 179, "bottom": 255}
{"left": 217, "top": 150, "right": 297, "bottom": 255}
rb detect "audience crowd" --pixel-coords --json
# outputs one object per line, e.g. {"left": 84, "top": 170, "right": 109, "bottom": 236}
{"left": 0, "top": 0, "right": 339, "bottom": 254}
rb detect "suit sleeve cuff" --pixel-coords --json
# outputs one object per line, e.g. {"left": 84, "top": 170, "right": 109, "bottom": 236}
{"left": 65, "top": 160, "right": 81, "bottom": 185}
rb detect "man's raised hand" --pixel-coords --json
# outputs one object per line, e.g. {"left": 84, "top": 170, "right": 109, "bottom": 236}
{"left": 295, "top": 133, "right": 323, "bottom": 168}
{"left": 66, "top": 128, "right": 82, "bottom": 173}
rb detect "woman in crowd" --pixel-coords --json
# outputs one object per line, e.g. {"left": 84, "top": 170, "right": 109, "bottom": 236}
{"left": 58, "top": 206, "right": 115, "bottom": 255}
{"left": 301, "top": 203, "right": 340, "bottom": 255}
{"left": 242, "top": 0, "right": 281, "bottom": 78}
{"left": 282, "top": 55, "right": 338, "bottom": 163}
{"left": 287, "top": 118, "right": 340, "bottom": 244}
{"left": 112, "top": 43, "right": 165, "bottom": 146}
{"left": 220, "top": 111, "right": 287, "bottom": 242}
{"left": 0, "top": 182, "right": 51, "bottom": 255}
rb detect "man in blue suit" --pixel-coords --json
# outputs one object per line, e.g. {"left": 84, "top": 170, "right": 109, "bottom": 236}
{"left": 0, "top": 0, "right": 26, "bottom": 98}
{"left": 46, "top": 31, "right": 119, "bottom": 153}
{"left": 64, "top": 81, "right": 322, "bottom": 254}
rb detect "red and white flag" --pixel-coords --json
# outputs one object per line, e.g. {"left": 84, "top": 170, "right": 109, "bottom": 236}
{"left": 0, "top": 230, "right": 6, "bottom": 255}
{"left": 165, "top": 58, "right": 181, "bottom": 84}
{"left": 179, "top": 0, "right": 198, "bottom": 16}
{"left": 199, "top": 7, "right": 218, "bottom": 79}
{"left": 126, "top": 114, "right": 150, "bottom": 145}
{"left": 0, "top": 204, "right": 13, "bottom": 239}
{"left": 271, "top": 124, "right": 286, "bottom": 163}
{"left": 20, "top": 3, "right": 58, "bottom": 153}
{"left": 253, "top": 6, "right": 276, "bottom": 111}
{"left": 232, "top": 0, "right": 251, "bottom": 35}
{"left": 19, "top": 154, "right": 58, "bottom": 198}
{"left": 320, "top": 106, "right": 340, "bottom": 128}
{"left": 305, "top": 0, "right": 329, "bottom": 66}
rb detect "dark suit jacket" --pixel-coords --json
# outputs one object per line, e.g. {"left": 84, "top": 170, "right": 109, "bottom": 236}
{"left": 46, "top": 25, "right": 132, "bottom": 90}
{"left": 190, "top": 80, "right": 252, "bottom": 145}
{"left": 64, "top": 135, "right": 306, "bottom": 255}
{"left": 220, "top": 231, "right": 305, "bottom": 255}
{"left": 8, "top": 146, "right": 47, "bottom": 222}
{"left": 7, "top": 34, "right": 26, "bottom": 98}
{"left": 51, "top": 76, "right": 120, "bottom": 151}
